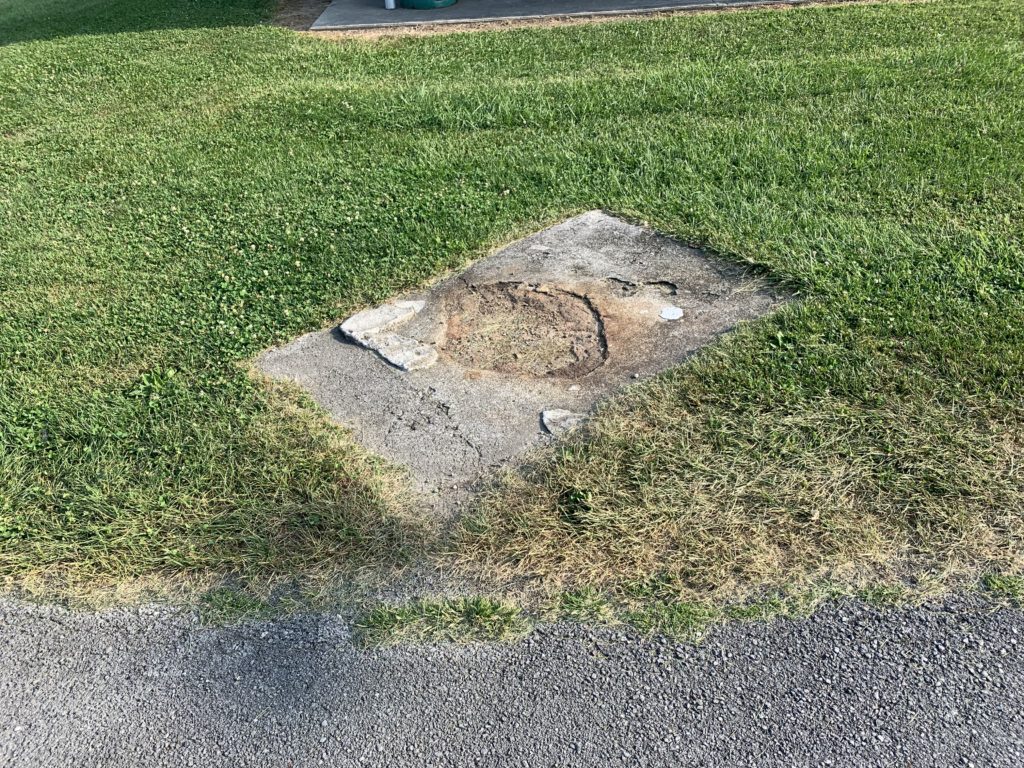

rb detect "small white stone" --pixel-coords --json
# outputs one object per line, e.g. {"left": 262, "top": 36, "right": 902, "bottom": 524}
{"left": 541, "top": 409, "right": 586, "bottom": 436}
{"left": 660, "top": 306, "right": 684, "bottom": 321}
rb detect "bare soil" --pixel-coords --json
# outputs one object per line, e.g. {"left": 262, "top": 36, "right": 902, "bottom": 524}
{"left": 442, "top": 283, "right": 607, "bottom": 379}
{"left": 273, "top": 0, "right": 331, "bottom": 31}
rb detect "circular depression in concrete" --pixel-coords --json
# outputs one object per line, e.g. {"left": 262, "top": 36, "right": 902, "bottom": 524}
{"left": 442, "top": 282, "right": 607, "bottom": 378}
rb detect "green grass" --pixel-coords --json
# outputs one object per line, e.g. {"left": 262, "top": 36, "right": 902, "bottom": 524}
{"left": 1, "top": 0, "right": 1023, "bottom": 621}
{"left": 983, "top": 572, "right": 1024, "bottom": 602}
{"left": 199, "top": 584, "right": 277, "bottom": 624}
{"left": 0, "top": 0, "right": 267, "bottom": 46}
{"left": 357, "top": 597, "right": 529, "bottom": 646}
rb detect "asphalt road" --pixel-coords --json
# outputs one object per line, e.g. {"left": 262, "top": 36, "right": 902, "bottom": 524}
{"left": 2, "top": 596, "right": 1022, "bottom": 767}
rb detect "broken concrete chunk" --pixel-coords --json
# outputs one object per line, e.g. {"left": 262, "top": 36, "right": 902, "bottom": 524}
{"left": 341, "top": 300, "right": 425, "bottom": 337}
{"left": 541, "top": 409, "right": 587, "bottom": 436}
{"left": 340, "top": 300, "right": 436, "bottom": 371}
{"left": 364, "top": 332, "right": 438, "bottom": 371}
{"left": 660, "top": 306, "right": 684, "bottom": 321}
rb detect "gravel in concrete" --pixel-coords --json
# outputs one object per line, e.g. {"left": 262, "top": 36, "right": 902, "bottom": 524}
{"left": 2, "top": 596, "right": 1023, "bottom": 766}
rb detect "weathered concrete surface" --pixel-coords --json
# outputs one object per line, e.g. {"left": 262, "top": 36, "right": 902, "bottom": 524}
{"left": 3, "top": 596, "right": 1023, "bottom": 767}
{"left": 311, "top": 0, "right": 808, "bottom": 31}
{"left": 258, "top": 211, "right": 790, "bottom": 491}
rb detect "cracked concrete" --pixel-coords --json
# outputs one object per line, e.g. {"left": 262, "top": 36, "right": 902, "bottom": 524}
{"left": 257, "top": 211, "right": 791, "bottom": 495}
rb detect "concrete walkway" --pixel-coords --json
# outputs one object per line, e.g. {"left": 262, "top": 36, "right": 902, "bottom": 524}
{"left": 2, "top": 596, "right": 1023, "bottom": 766}
{"left": 312, "top": 0, "right": 805, "bottom": 31}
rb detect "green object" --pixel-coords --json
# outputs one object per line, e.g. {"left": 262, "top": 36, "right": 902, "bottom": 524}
{"left": 400, "top": 0, "right": 456, "bottom": 9}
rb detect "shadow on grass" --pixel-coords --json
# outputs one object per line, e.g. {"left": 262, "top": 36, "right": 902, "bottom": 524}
{"left": 0, "top": 0, "right": 273, "bottom": 47}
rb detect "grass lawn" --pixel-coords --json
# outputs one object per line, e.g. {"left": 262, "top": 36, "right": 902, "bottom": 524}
{"left": 1, "top": 0, "right": 1022, "bottom": 629}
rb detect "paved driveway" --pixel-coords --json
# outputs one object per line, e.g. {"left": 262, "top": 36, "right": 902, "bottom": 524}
{"left": 2, "top": 596, "right": 1022, "bottom": 766}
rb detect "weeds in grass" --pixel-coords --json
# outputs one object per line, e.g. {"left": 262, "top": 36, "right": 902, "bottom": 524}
{"left": 459, "top": 355, "right": 1024, "bottom": 610}
{"left": 555, "top": 587, "right": 616, "bottom": 624}
{"left": 857, "top": 583, "right": 912, "bottom": 608}
{"left": 983, "top": 573, "right": 1024, "bottom": 603}
{"left": 199, "top": 586, "right": 276, "bottom": 625}
{"left": 626, "top": 601, "right": 722, "bottom": 641}
{"left": 357, "top": 597, "right": 529, "bottom": 646}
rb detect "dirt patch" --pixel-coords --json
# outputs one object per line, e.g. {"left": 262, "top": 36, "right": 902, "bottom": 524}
{"left": 272, "top": 0, "right": 331, "bottom": 31}
{"left": 442, "top": 283, "right": 607, "bottom": 379}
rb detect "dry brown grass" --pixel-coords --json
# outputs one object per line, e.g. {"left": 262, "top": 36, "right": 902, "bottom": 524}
{"left": 457, "top": 354, "right": 1024, "bottom": 608}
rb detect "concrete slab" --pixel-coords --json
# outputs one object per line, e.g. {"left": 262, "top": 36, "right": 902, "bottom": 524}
{"left": 311, "top": 0, "right": 802, "bottom": 31}
{"left": 258, "top": 212, "right": 791, "bottom": 495}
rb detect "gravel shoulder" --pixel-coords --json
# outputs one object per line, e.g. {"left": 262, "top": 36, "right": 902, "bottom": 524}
{"left": 2, "top": 596, "right": 1022, "bottom": 766}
